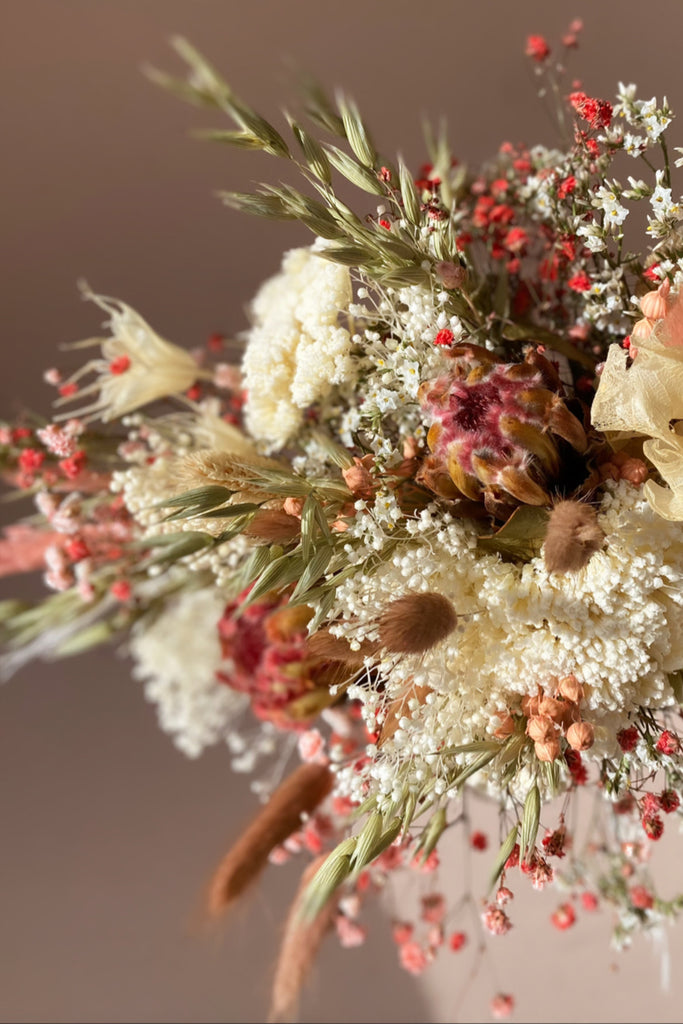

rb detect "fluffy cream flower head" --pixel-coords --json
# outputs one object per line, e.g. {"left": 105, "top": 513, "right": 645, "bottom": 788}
{"left": 331, "top": 482, "right": 683, "bottom": 804}
{"left": 242, "top": 244, "right": 353, "bottom": 450}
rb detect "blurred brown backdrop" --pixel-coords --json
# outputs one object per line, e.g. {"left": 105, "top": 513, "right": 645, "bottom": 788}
{"left": 3, "top": 2, "right": 683, "bottom": 1022}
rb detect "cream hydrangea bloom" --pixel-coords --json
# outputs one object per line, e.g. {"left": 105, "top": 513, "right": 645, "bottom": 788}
{"left": 591, "top": 292, "right": 683, "bottom": 519}
{"left": 242, "top": 245, "right": 353, "bottom": 449}
{"left": 130, "top": 587, "right": 247, "bottom": 758}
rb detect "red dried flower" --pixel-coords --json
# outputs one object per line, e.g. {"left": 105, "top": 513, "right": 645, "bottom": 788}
{"left": 551, "top": 901, "right": 576, "bottom": 930}
{"left": 656, "top": 730, "right": 680, "bottom": 756}
{"left": 617, "top": 726, "right": 639, "bottom": 752}
{"left": 525, "top": 34, "right": 551, "bottom": 62}
{"left": 470, "top": 831, "right": 488, "bottom": 851}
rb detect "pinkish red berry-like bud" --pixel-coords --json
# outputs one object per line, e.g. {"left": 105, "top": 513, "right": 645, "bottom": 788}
{"left": 630, "top": 885, "right": 654, "bottom": 910}
{"left": 550, "top": 902, "right": 576, "bottom": 930}
{"left": 656, "top": 730, "right": 680, "bottom": 756}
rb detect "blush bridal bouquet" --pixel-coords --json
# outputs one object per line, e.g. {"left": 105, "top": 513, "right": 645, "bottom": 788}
{"left": 4, "top": 21, "right": 683, "bottom": 1021}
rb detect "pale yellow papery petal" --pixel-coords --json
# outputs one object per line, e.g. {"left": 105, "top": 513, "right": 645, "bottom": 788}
{"left": 591, "top": 342, "right": 683, "bottom": 439}
{"left": 643, "top": 434, "right": 683, "bottom": 520}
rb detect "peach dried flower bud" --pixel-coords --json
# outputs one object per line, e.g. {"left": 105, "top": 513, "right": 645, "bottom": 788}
{"left": 526, "top": 715, "right": 558, "bottom": 743}
{"left": 557, "top": 674, "right": 584, "bottom": 703}
{"left": 342, "top": 456, "right": 375, "bottom": 497}
{"left": 521, "top": 693, "right": 541, "bottom": 717}
{"left": 283, "top": 496, "right": 305, "bottom": 517}
{"left": 493, "top": 713, "right": 515, "bottom": 739}
{"left": 535, "top": 738, "right": 561, "bottom": 762}
{"left": 539, "top": 696, "right": 569, "bottom": 724}
{"left": 631, "top": 317, "right": 652, "bottom": 341}
{"left": 566, "top": 720, "right": 595, "bottom": 751}
{"left": 640, "top": 286, "right": 669, "bottom": 321}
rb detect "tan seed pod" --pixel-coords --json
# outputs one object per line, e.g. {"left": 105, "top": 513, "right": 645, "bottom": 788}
{"left": 435, "top": 260, "right": 467, "bottom": 290}
{"left": 544, "top": 500, "right": 605, "bottom": 574}
{"left": 378, "top": 592, "right": 458, "bottom": 655}
{"left": 306, "top": 629, "right": 377, "bottom": 664}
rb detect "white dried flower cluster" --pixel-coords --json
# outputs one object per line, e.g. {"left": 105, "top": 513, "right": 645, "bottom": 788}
{"left": 333, "top": 282, "right": 461, "bottom": 461}
{"left": 242, "top": 245, "right": 354, "bottom": 450}
{"left": 328, "top": 482, "right": 683, "bottom": 805}
{"left": 129, "top": 587, "right": 248, "bottom": 758}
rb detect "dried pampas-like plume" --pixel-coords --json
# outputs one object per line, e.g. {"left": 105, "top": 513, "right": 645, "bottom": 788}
{"left": 543, "top": 499, "right": 605, "bottom": 573}
{"left": 378, "top": 592, "right": 458, "bottom": 654}
{"left": 207, "top": 762, "right": 333, "bottom": 916}
{"left": 269, "top": 853, "right": 338, "bottom": 1024}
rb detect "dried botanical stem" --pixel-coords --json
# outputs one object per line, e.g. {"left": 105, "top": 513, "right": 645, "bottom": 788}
{"left": 269, "top": 854, "right": 339, "bottom": 1024}
{"left": 207, "top": 763, "right": 333, "bottom": 915}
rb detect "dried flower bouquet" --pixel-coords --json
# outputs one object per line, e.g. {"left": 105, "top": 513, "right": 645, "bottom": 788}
{"left": 4, "top": 21, "right": 683, "bottom": 1020}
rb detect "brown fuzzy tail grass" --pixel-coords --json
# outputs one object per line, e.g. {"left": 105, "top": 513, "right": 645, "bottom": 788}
{"left": 207, "top": 762, "right": 333, "bottom": 916}
{"left": 268, "top": 854, "right": 338, "bottom": 1023}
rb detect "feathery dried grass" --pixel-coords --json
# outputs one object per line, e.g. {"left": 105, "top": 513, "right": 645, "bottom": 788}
{"left": 207, "top": 763, "right": 333, "bottom": 915}
{"left": 378, "top": 591, "right": 458, "bottom": 654}
{"left": 543, "top": 499, "right": 605, "bottom": 573}
{"left": 178, "top": 448, "right": 284, "bottom": 502}
{"left": 306, "top": 629, "right": 377, "bottom": 664}
{"left": 269, "top": 854, "right": 338, "bottom": 1024}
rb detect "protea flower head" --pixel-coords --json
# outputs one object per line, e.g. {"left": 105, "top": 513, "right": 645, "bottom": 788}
{"left": 417, "top": 344, "right": 588, "bottom": 517}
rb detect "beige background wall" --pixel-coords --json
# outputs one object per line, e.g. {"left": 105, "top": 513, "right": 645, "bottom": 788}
{"left": 3, "top": 2, "right": 683, "bottom": 1021}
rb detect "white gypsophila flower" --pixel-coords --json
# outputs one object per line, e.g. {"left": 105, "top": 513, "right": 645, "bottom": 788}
{"left": 242, "top": 244, "right": 353, "bottom": 449}
{"left": 649, "top": 170, "right": 682, "bottom": 224}
{"left": 576, "top": 222, "right": 607, "bottom": 252}
{"left": 336, "top": 281, "right": 453, "bottom": 447}
{"left": 130, "top": 587, "right": 247, "bottom": 758}
{"left": 328, "top": 482, "right": 683, "bottom": 806}
{"left": 593, "top": 186, "right": 629, "bottom": 231}
{"left": 54, "top": 287, "right": 205, "bottom": 423}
